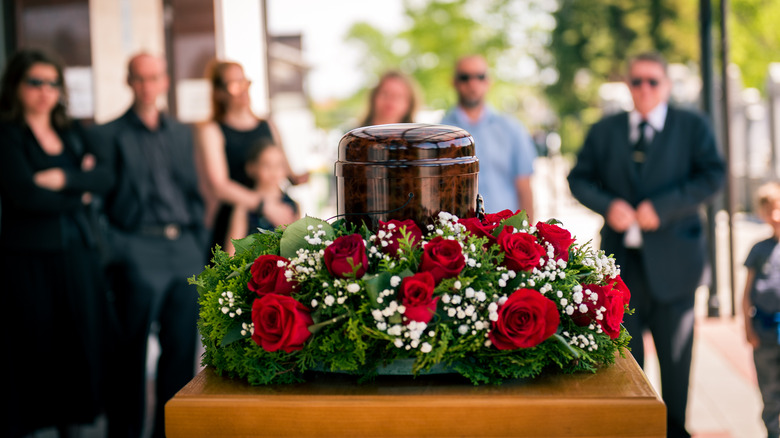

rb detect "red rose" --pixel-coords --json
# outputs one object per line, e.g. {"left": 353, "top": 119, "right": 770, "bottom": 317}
{"left": 489, "top": 288, "right": 560, "bottom": 350}
{"left": 247, "top": 254, "right": 296, "bottom": 297}
{"left": 459, "top": 217, "right": 497, "bottom": 247}
{"left": 573, "top": 283, "right": 626, "bottom": 340}
{"left": 378, "top": 219, "right": 422, "bottom": 256}
{"left": 397, "top": 272, "right": 439, "bottom": 324}
{"left": 497, "top": 226, "right": 546, "bottom": 272}
{"left": 459, "top": 209, "right": 517, "bottom": 247}
{"left": 483, "top": 209, "right": 519, "bottom": 225}
{"left": 419, "top": 236, "right": 465, "bottom": 283}
{"left": 610, "top": 276, "right": 631, "bottom": 307}
{"left": 535, "top": 221, "right": 575, "bottom": 262}
{"left": 324, "top": 234, "right": 368, "bottom": 278}
{"left": 251, "top": 294, "right": 313, "bottom": 353}
{"left": 599, "top": 286, "right": 626, "bottom": 339}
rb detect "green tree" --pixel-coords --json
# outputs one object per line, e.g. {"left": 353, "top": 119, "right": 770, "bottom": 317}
{"left": 546, "top": 0, "right": 699, "bottom": 153}
{"left": 729, "top": 0, "right": 780, "bottom": 90}
{"left": 314, "top": 0, "right": 555, "bottom": 132}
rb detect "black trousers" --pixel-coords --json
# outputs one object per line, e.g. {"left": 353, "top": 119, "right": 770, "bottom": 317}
{"left": 621, "top": 249, "right": 695, "bottom": 438}
{"left": 104, "top": 229, "right": 204, "bottom": 438}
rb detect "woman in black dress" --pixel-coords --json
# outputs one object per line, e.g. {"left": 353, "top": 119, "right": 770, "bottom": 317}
{"left": 0, "top": 49, "right": 113, "bottom": 437}
{"left": 195, "top": 60, "right": 307, "bottom": 259}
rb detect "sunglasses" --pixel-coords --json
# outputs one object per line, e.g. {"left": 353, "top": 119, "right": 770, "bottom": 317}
{"left": 23, "top": 77, "right": 61, "bottom": 89}
{"left": 456, "top": 73, "right": 487, "bottom": 82}
{"left": 629, "top": 77, "right": 660, "bottom": 88}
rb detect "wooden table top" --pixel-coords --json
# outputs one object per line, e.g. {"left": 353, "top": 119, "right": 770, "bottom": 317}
{"left": 166, "top": 353, "right": 665, "bottom": 437}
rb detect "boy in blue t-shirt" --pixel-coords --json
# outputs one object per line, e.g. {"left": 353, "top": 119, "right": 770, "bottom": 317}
{"left": 743, "top": 181, "right": 780, "bottom": 438}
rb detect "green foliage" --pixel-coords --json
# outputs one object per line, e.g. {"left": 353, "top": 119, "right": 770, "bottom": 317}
{"left": 194, "top": 211, "right": 632, "bottom": 386}
{"left": 728, "top": 0, "right": 780, "bottom": 90}
{"left": 313, "top": 0, "right": 780, "bottom": 157}
{"left": 546, "top": 0, "right": 699, "bottom": 154}
{"left": 314, "top": 0, "right": 554, "bottom": 132}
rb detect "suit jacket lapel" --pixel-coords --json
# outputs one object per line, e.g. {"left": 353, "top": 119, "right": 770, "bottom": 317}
{"left": 611, "top": 112, "right": 640, "bottom": 189}
{"left": 640, "top": 107, "right": 674, "bottom": 181}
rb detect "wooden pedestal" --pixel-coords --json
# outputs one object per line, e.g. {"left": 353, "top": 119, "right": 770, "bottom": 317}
{"left": 166, "top": 354, "right": 665, "bottom": 437}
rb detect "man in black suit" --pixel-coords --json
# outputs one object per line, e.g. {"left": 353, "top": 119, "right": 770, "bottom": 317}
{"left": 94, "top": 53, "right": 205, "bottom": 438}
{"left": 567, "top": 52, "right": 725, "bottom": 438}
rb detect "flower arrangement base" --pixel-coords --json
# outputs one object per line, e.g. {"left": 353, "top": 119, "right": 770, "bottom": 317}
{"left": 165, "top": 354, "right": 665, "bottom": 438}
{"left": 375, "top": 358, "right": 454, "bottom": 375}
{"left": 312, "top": 358, "right": 456, "bottom": 376}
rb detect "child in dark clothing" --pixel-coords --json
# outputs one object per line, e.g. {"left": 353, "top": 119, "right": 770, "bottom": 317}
{"left": 743, "top": 181, "right": 780, "bottom": 438}
{"left": 225, "top": 139, "right": 299, "bottom": 255}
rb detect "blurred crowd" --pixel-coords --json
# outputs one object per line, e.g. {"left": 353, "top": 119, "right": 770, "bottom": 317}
{"left": 0, "top": 45, "right": 776, "bottom": 438}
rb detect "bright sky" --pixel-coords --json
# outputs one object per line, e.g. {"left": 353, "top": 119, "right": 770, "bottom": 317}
{"left": 267, "top": 0, "right": 405, "bottom": 102}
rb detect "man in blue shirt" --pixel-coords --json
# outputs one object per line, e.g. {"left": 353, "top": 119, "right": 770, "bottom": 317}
{"left": 441, "top": 55, "right": 536, "bottom": 219}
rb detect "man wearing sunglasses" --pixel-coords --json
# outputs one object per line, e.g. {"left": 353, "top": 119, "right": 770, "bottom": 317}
{"left": 568, "top": 52, "right": 725, "bottom": 438}
{"left": 441, "top": 55, "right": 536, "bottom": 221}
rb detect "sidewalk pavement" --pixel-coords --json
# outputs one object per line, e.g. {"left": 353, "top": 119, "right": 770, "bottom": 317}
{"left": 535, "top": 156, "right": 769, "bottom": 438}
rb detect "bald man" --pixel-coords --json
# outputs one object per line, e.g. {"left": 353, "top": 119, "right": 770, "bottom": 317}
{"left": 93, "top": 53, "right": 205, "bottom": 438}
{"left": 441, "top": 55, "right": 536, "bottom": 220}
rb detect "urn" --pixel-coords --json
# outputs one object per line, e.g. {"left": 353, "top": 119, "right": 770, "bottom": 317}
{"left": 335, "top": 123, "right": 479, "bottom": 231}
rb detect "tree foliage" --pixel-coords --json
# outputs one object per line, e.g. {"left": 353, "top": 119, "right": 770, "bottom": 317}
{"left": 729, "top": 0, "right": 780, "bottom": 91}
{"left": 313, "top": 0, "right": 780, "bottom": 155}
{"left": 546, "top": 0, "right": 699, "bottom": 153}
{"left": 314, "top": 0, "right": 554, "bottom": 132}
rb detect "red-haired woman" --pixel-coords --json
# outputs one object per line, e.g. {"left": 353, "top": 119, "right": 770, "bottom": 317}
{"left": 195, "top": 60, "right": 306, "bottom": 259}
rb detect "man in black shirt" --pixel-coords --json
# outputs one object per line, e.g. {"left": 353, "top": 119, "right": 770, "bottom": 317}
{"left": 93, "top": 53, "right": 205, "bottom": 438}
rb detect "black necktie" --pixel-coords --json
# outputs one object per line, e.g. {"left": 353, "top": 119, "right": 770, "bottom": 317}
{"left": 633, "top": 121, "right": 649, "bottom": 171}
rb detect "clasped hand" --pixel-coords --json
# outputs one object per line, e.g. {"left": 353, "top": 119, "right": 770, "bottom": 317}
{"left": 606, "top": 198, "right": 660, "bottom": 232}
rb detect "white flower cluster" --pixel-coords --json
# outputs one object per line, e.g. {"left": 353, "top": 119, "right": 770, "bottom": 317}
{"left": 219, "top": 290, "right": 243, "bottom": 318}
{"left": 286, "top": 225, "right": 331, "bottom": 284}
{"left": 512, "top": 255, "right": 566, "bottom": 292}
{"left": 426, "top": 211, "right": 467, "bottom": 239}
{"left": 367, "top": 231, "right": 396, "bottom": 262}
{"left": 303, "top": 224, "right": 329, "bottom": 246}
{"left": 463, "top": 242, "right": 482, "bottom": 268}
{"left": 369, "top": 297, "right": 434, "bottom": 353}
{"left": 582, "top": 249, "right": 620, "bottom": 281}
{"left": 310, "top": 278, "right": 363, "bottom": 309}
{"left": 441, "top": 284, "right": 497, "bottom": 345}
{"left": 240, "top": 321, "right": 254, "bottom": 337}
{"left": 560, "top": 329, "right": 600, "bottom": 351}
{"left": 366, "top": 240, "right": 393, "bottom": 263}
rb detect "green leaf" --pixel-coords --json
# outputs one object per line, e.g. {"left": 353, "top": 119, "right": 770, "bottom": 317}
{"left": 364, "top": 272, "right": 392, "bottom": 308}
{"left": 221, "top": 323, "right": 246, "bottom": 347}
{"left": 492, "top": 210, "right": 530, "bottom": 237}
{"left": 364, "top": 268, "right": 414, "bottom": 308}
{"left": 279, "top": 216, "right": 334, "bottom": 259}
{"left": 226, "top": 262, "right": 253, "bottom": 280}
{"left": 502, "top": 210, "right": 529, "bottom": 230}
{"left": 553, "top": 333, "right": 581, "bottom": 360}
{"left": 231, "top": 234, "right": 257, "bottom": 256}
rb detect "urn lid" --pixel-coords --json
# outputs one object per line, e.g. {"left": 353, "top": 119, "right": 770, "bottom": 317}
{"left": 338, "top": 123, "right": 475, "bottom": 163}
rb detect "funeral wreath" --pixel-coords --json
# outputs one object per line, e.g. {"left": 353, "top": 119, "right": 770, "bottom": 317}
{"left": 192, "top": 210, "right": 632, "bottom": 385}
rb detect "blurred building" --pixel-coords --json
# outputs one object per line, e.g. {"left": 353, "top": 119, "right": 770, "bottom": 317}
{"left": 2, "top": 0, "right": 330, "bottom": 216}
{"left": 2, "top": 0, "right": 269, "bottom": 123}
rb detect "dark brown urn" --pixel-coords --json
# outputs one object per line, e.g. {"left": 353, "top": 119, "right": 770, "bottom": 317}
{"left": 335, "top": 123, "right": 479, "bottom": 231}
